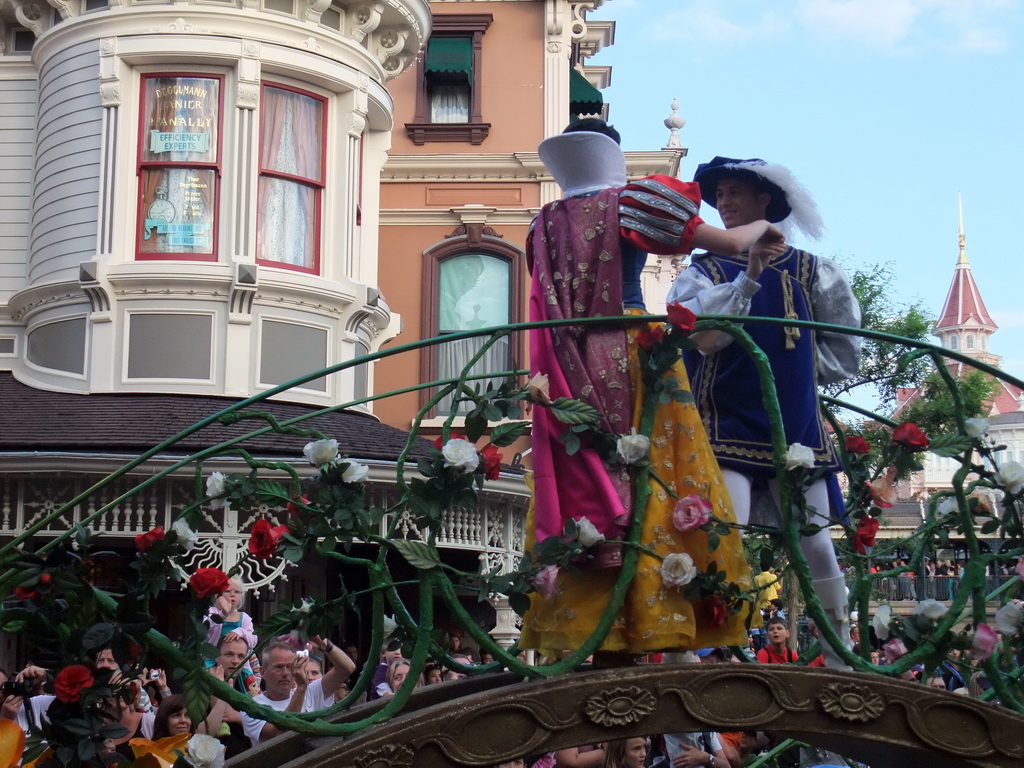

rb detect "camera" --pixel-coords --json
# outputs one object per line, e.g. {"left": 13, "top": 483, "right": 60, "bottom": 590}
{"left": 149, "top": 669, "right": 161, "bottom": 680}
{"left": 0, "top": 681, "right": 34, "bottom": 697}
{"left": 295, "top": 650, "right": 309, "bottom": 658}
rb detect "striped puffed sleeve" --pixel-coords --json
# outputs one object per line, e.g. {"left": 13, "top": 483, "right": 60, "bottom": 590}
{"left": 618, "top": 174, "right": 704, "bottom": 255}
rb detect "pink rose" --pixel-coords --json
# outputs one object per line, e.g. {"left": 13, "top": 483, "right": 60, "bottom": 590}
{"left": 672, "top": 495, "right": 712, "bottom": 532}
{"left": 1016, "top": 559, "right": 1024, "bottom": 582}
{"left": 533, "top": 565, "right": 559, "bottom": 597}
{"left": 883, "top": 637, "right": 908, "bottom": 664}
{"left": 972, "top": 623, "right": 999, "bottom": 662}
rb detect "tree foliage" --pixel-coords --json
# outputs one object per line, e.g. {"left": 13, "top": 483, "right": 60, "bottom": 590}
{"left": 898, "top": 367, "right": 999, "bottom": 437}
{"left": 823, "top": 260, "right": 934, "bottom": 410}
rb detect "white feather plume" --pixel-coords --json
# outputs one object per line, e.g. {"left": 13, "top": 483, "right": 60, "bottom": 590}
{"left": 722, "top": 160, "right": 825, "bottom": 241}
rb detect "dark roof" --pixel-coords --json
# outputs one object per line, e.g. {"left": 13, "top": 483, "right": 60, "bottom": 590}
{"left": 883, "top": 502, "right": 925, "bottom": 528}
{"left": 0, "top": 372, "right": 433, "bottom": 462}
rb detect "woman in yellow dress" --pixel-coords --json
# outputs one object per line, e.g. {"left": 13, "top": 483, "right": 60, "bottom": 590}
{"left": 520, "top": 120, "right": 784, "bottom": 657}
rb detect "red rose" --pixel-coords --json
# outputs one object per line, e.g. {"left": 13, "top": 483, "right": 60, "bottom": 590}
{"left": 703, "top": 597, "right": 729, "bottom": 630}
{"left": 480, "top": 444, "right": 502, "bottom": 480}
{"left": 845, "top": 435, "right": 871, "bottom": 455}
{"left": 853, "top": 516, "right": 880, "bottom": 555}
{"left": 53, "top": 664, "right": 94, "bottom": 703}
{"left": 39, "top": 573, "right": 52, "bottom": 586}
{"left": 189, "top": 568, "right": 230, "bottom": 598}
{"left": 666, "top": 302, "right": 697, "bottom": 333}
{"left": 636, "top": 325, "right": 667, "bottom": 353}
{"left": 14, "top": 586, "right": 37, "bottom": 600}
{"left": 248, "top": 519, "right": 287, "bottom": 560}
{"left": 286, "top": 496, "right": 309, "bottom": 517}
{"left": 135, "top": 526, "right": 165, "bottom": 553}
{"left": 891, "top": 422, "right": 928, "bottom": 451}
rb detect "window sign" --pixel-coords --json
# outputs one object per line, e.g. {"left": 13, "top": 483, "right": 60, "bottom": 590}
{"left": 138, "top": 75, "right": 221, "bottom": 259}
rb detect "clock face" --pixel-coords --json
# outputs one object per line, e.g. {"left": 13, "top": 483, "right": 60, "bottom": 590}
{"left": 148, "top": 199, "right": 176, "bottom": 224}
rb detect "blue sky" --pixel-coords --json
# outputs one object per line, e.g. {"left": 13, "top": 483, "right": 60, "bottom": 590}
{"left": 591, "top": 0, "right": 1024, "bottom": 400}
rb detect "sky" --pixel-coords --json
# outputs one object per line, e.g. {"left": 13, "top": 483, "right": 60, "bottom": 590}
{"left": 589, "top": 0, "right": 1024, "bottom": 404}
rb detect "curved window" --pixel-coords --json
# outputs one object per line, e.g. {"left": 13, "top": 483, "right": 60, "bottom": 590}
{"left": 949, "top": 335, "right": 958, "bottom": 350}
{"left": 436, "top": 253, "right": 511, "bottom": 414}
{"left": 966, "top": 334, "right": 975, "bottom": 350}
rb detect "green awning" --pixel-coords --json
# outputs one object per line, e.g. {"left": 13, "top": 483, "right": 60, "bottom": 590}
{"left": 569, "top": 68, "right": 603, "bottom": 115}
{"left": 425, "top": 37, "right": 473, "bottom": 84}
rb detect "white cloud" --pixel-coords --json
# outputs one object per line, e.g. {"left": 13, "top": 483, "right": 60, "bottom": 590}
{"left": 645, "top": 2, "right": 788, "bottom": 44}
{"left": 795, "top": 0, "right": 1017, "bottom": 53}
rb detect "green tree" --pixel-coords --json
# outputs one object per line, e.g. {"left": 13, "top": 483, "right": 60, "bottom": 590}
{"left": 897, "top": 367, "right": 998, "bottom": 437}
{"left": 823, "top": 260, "right": 934, "bottom": 411}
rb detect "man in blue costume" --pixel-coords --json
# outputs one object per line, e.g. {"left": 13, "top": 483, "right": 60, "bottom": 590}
{"left": 667, "top": 157, "right": 861, "bottom": 668}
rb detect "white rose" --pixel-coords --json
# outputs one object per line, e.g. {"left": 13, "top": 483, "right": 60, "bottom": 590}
{"left": 872, "top": 604, "right": 892, "bottom": 640}
{"left": 616, "top": 430, "right": 650, "bottom": 465}
{"left": 913, "top": 599, "right": 948, "bottom": 621}
{"left": 527, "top": 372, "right": 552, "bottom": 405}
{"left": 296, "top": 598, "right": 314, "bottom": 614}
{"left": 996, "top": 461, "right": 1024, "bottom": 494}
{"left": 206, "top": 472, "right": 229, "bottom": 511}
{"left": 995, "top": 601, "right": 1024, "bottom": 636}
{"left": 937, "top": 497, "right": 957, "bottom": 515}
{"left": 382, "top": 614, "right": 398, "bottom": 638}
{"left": 186, "top": 734, "right": 225, "bottom": 768}
{"left": 576, "top": 516, "right": 605, "bottom": 548}
{"left": 171, "top": 519, "right": 199, "bottom": 552}
{"left": 784, "top": 443, "right": 816, "bottom": 471}
{"left": 964, "top": 418, "right": 990, "bottom": 439}
{"left": 441, "top": 438, "right": 480, "bottom": 473}
{"left": 660, "top": 552, "right": 698, "bottom": 588}
{"left": 303, "top": 438, "right": 340, "bottom": 467}
{"left": 342, "top": 461, "right": 370, "bottom": 484}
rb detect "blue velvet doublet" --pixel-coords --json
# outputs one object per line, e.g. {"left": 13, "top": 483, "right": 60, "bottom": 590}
{"left": 682, "top": 247, "right": 840, "bottom": 477}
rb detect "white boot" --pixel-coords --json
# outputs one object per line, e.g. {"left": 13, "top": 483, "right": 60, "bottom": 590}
{"left": 813, "top": 575, "right": 853, "bottom": 671}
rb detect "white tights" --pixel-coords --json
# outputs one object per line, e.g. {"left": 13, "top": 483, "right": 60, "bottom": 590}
{"left": 721, "top": 468, "right": 842, "bottom": 583}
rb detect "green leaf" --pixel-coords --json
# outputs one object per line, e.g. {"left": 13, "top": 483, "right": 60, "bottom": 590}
{"left": 489, "top": 420, "right": 531, "bottom": 447}
{"left": 392, "top": 539, "right": 441, "bottom": 570}
{"left": 980, "top": 519, "right": 1001, "bottom": 534}
{"left": 509, "top": 591, "right": 531, "bottom": 617}
{"left": 464, "top": 410, "right": 488, "bottom": 443}
{"left": 927, "top": 433, "right": 973, "bottom": 458}
{"left": 82, "top": 622, "right": 116, "bottom": 650}
{"left": 548, "top": 397, "right": 602, "bottom": 426}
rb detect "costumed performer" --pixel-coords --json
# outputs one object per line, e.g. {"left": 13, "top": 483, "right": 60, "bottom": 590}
{"left": 520, "top": 120, "right": 786, "bottom": 657}
{"left": 666, "top": 156, "right": 862, "bottom": 668}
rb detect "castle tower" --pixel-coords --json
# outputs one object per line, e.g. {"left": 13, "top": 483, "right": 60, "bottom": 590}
{"left": 933, "top": 196, "right": 1001, "bottom": 367}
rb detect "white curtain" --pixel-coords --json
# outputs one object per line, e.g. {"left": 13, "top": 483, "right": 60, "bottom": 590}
{"left": 436, "top": 254, "right": 511, "bottom": 414}
{"left": 430, "top": 84, "right": 470, "bottom": 123}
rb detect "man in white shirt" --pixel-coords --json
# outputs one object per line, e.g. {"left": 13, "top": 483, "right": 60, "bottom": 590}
{"left": 241, "top": 637, "right": 354, "bottom": 746}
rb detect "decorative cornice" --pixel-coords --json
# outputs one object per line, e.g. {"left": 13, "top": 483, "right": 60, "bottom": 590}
{"left": 381, "top": 150, "right": 684, "bottom": 183}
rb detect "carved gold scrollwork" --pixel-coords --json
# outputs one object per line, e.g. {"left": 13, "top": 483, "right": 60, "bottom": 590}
{"left": 817, "top": 683, "right": 885, "bottom": 723}
{"left": 660, "top": 667, "right": 813, "bottom": 727}
{"left": 905, "top": 698, "right": 1024, "bottom": 759}
{"left": 353, "top": 743, "right": 414, "bottom": 768}
{"left": 411, "top": 699, "right": 580, "bottom": 763}
{"left": 584, "top": 687, "right": 657, "bottom": 727}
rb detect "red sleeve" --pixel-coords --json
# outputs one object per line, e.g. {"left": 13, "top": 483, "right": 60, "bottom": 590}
{"left": 619, "top": 175, "right": 704, "bottom": 255}
{"left": 809, "top": 654, "right": 826, "bottom": 667}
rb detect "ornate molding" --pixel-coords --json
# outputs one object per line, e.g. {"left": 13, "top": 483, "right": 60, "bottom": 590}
{"left": 222, "top": 665, "right": 1024, "bottom": 768}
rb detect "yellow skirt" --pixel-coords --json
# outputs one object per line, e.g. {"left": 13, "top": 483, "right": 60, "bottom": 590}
{"left": 519, "top": 319, "right": 753, "bottom": 657}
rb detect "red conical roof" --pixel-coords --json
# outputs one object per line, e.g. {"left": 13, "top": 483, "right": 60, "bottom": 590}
{"left": 935, "top": 256, "right": 997, "bottom": 332}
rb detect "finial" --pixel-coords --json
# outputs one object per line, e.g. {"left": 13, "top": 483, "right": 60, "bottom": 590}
{"left": 957, "top": 192, "right": 968, "bottom": 265}
{"left": 663, "top": 98, "right": 685, "bottom": 149}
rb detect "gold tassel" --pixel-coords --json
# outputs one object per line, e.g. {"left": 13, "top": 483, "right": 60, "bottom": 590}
{"left": 781, "top": 269, "right": 801, "bottom": 350}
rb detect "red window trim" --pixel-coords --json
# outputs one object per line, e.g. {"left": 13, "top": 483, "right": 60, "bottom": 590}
{"left": 135, "top": 72, "right": 224, "bottom": 263}
{"left": 255, "top": 82, "right": 328, "bottom": 276}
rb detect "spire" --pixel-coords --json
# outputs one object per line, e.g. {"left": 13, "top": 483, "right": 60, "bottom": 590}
{"left": 935, "top": 197, "right": 996, "bottom": 334}
{"left": 957, "top": 192, "right": 968, "bottom": 266}
{"left": 663, "top": 98, "right": 685, "bottom": 149}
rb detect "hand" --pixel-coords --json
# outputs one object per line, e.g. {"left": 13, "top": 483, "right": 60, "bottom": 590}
{"left": 156, "top": 669, "right": 168, "bottom": 689}
{"left": 291, "top": 655, "right": 309, "bottom": 688}
{"left": 0, "top": 695, "right": 23, "bottom": 720}
{"left": 672, "top": 745, "right": 711, "bottom": 768}
{"left": 215, "top": 594, "right": 232, "bottom": 614}
{"left": 210, "top": 664, "right": 225, "bottom": 682}
{"left": 222, "top": 631, "right": 240, "bottom": 645}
